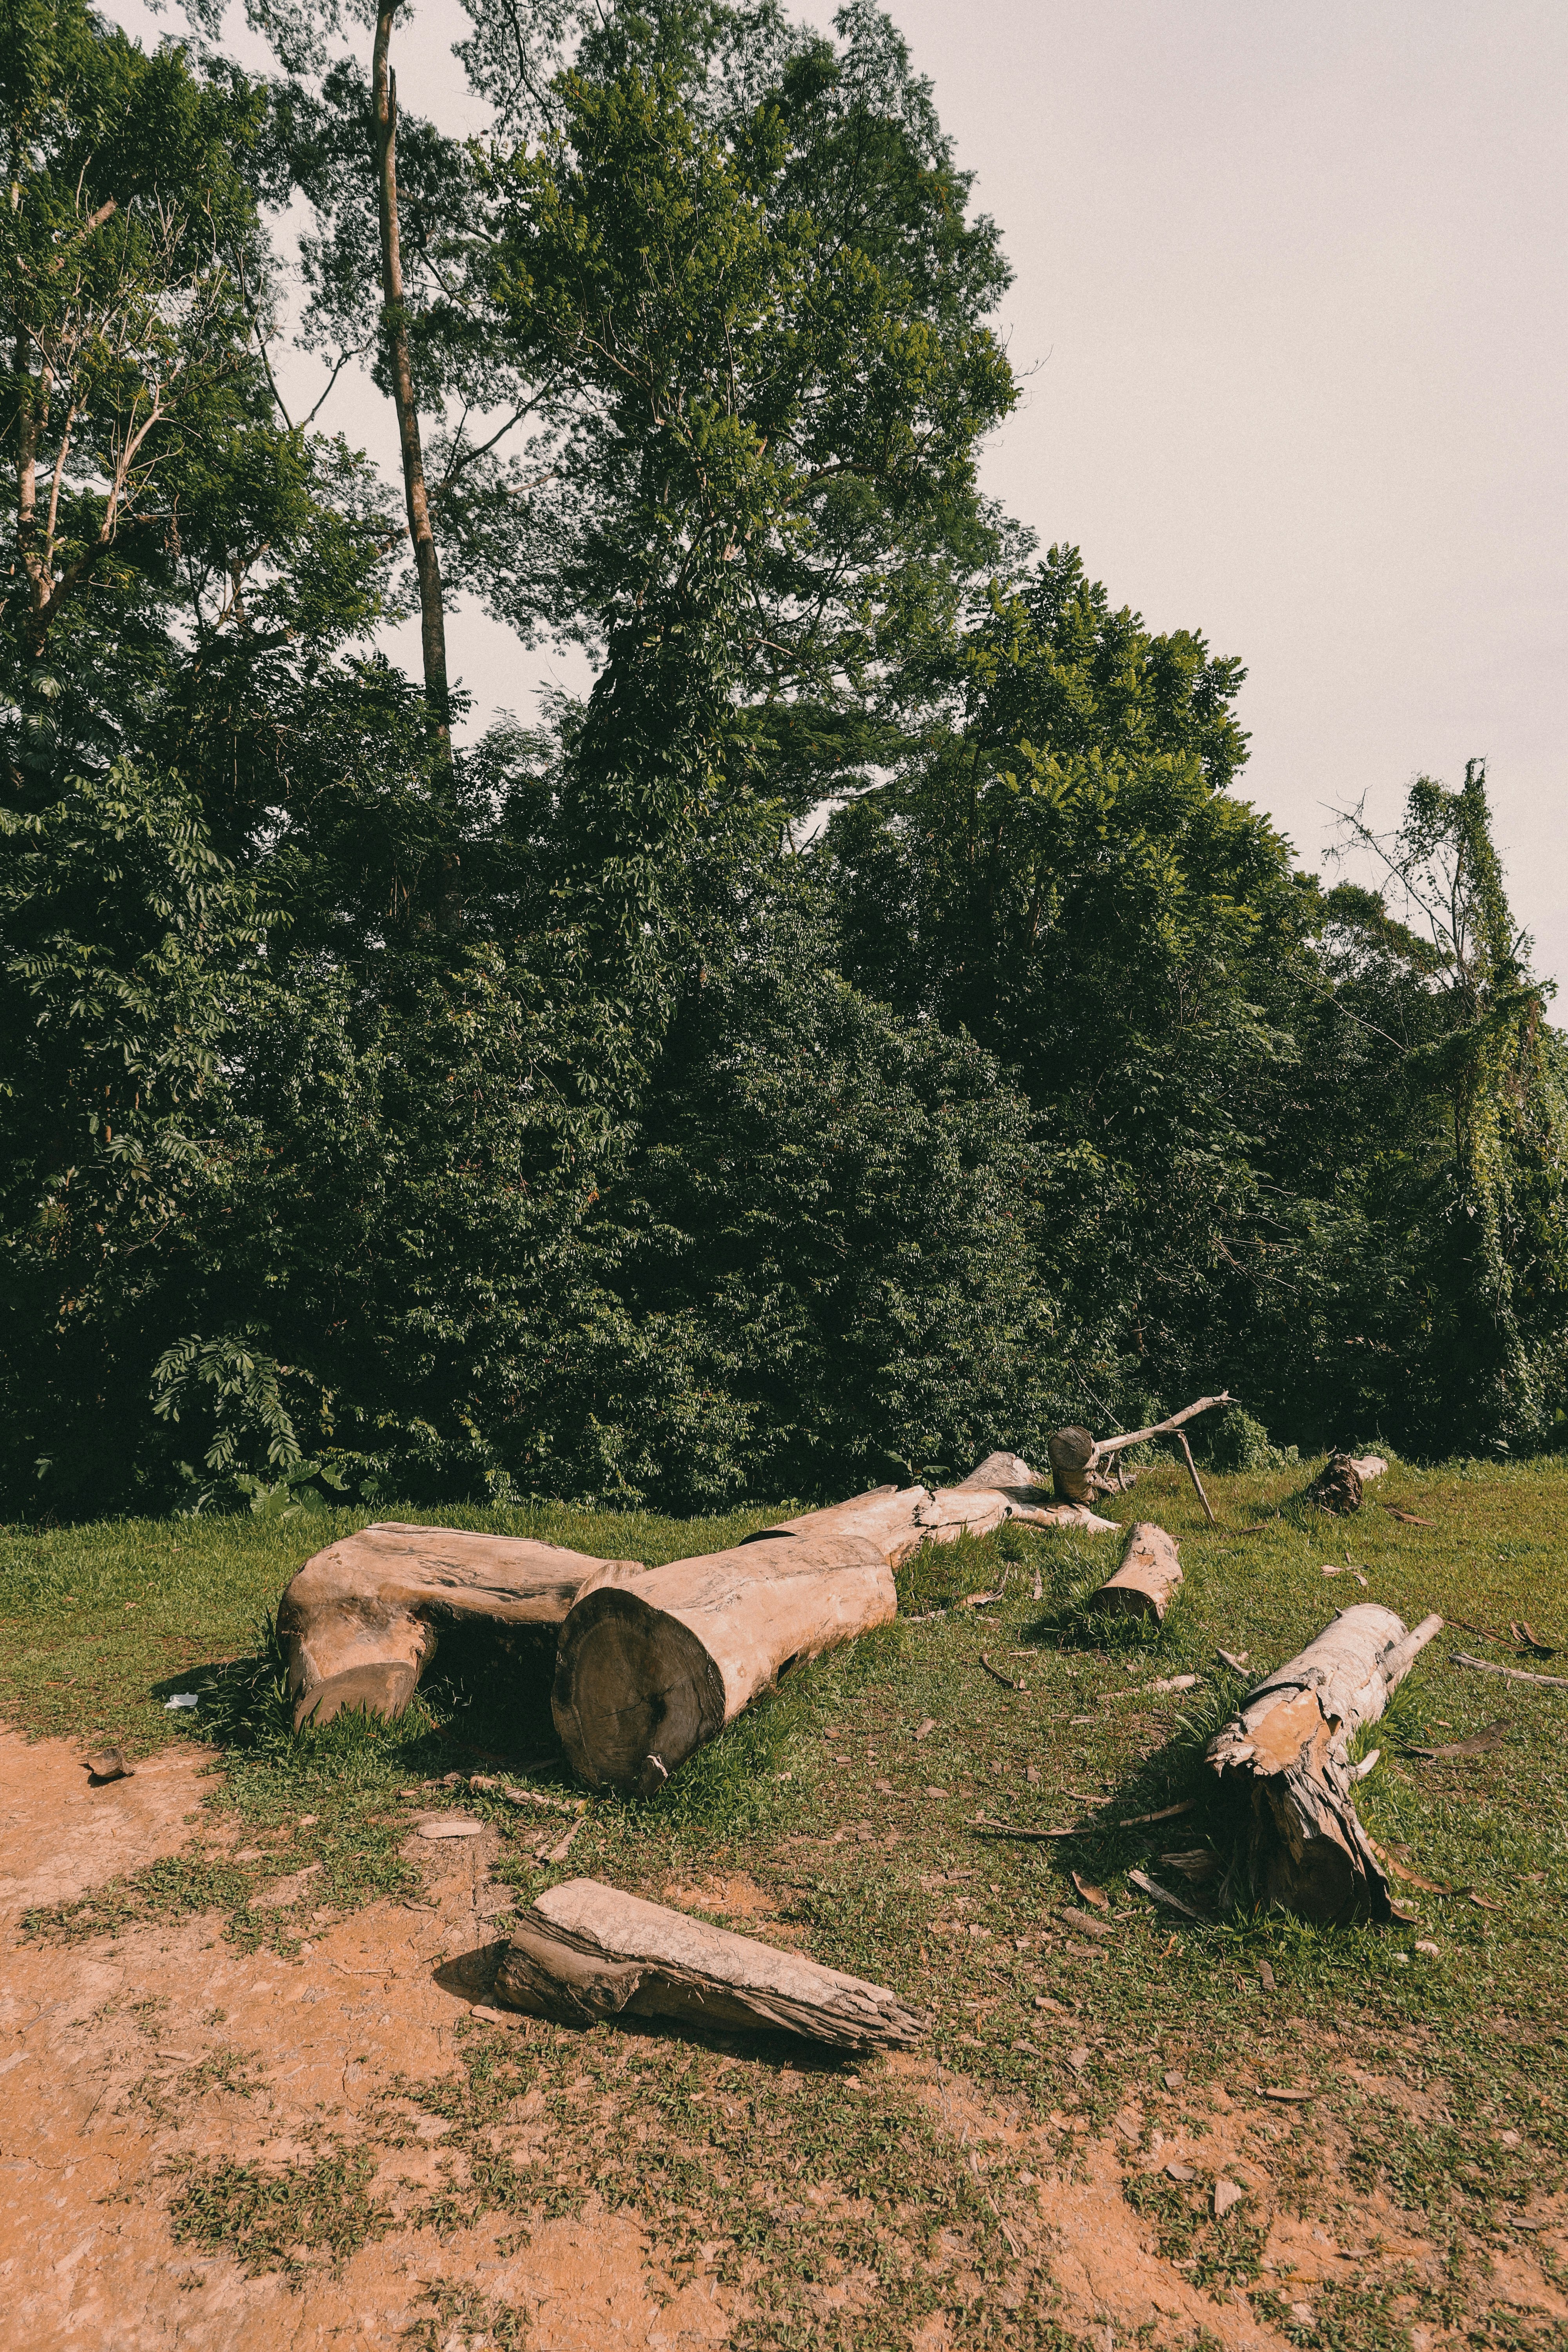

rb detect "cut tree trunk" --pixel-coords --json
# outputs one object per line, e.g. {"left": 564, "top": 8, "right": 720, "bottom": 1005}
{"left": 494, "top": 1877, "right": 923, "bottom": 2050}
{"left": 1304, "top": 1454, "right": 1368, "bottom": 1514}
{"left": 1088, "top": 1522, "right": 1183, "bottom": 1623}
{"left": 1206, "top": 1603, "right": 1444, "bottom": 1923}
{"left": 1048, "top": 1395, "right": 1232, "bottom": 1504}
{"left": 552, "top": 1452, "right": 1113, "bottom": 1793}
{"left": 278, "top": 1523, "right": 641, "bottom": 1730}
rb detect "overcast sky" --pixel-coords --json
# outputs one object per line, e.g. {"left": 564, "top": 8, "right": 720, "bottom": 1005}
{"left": 107, "top": 0, "right": 1568, "bottom": 986}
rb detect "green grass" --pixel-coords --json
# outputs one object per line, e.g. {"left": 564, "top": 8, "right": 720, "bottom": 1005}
{"left": 4, "top": 1455, "right": 1567, "bottom": 2346}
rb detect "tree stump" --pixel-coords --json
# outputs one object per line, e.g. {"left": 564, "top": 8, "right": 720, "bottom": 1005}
{"left": 1305, "top": 1454, "right": 1364, "bottom": 1514}
{"left": 1206, "top": 1602, "right": 1443, "bottom": 1922}
{"left": 494, "top": 1877, "right": 924, "bottom": 2050}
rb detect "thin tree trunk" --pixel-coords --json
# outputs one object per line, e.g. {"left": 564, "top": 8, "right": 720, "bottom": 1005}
{"left": 373, "top": 2, "right": 453, "bottom": 784}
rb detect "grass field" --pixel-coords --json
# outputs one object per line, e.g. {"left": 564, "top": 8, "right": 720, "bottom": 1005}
{"left": 3, "top": 1454, "right": 1566, "bottom": 2348}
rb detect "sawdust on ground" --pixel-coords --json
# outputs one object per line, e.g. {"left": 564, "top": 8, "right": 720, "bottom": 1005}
{"left": 1, "top": 1727, "right": 1562, "bottom": 2350}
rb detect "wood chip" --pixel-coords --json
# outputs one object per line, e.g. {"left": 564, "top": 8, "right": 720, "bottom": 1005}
{"left": 1261, "top": 2086, "right": 1314, "bottom": 2102}
{"left": 914, "top": 1718, "right": 937, "bottom": 1740}
{"left": 418, "top": 1817, "right": 485, "bottom": 1840}
{"left": 1126, "top": 1868, "right": 1207, "bottom": 1921}
{"left": 1059, "top": 1906, "right": 1113, "bottom": 1938}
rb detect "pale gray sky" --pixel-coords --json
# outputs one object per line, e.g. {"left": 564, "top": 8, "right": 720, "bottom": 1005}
{"left": 109, "top": 0, "right": 1567, "bottom": 985}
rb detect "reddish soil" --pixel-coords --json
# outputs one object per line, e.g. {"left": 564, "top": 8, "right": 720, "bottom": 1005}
{"left": 2, "top": 1729, "right": 1563, "bottom": 2350}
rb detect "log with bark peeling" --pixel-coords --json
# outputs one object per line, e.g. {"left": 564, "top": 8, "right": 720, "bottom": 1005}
{"left": 1088, "top": 1521, "right": 1183, "bottom": 1622}
{"left": 1206, "top": 1603, "right": 1443, "bottom": 1923}
{"left": 494, "top": 1877, "right": 924, "bottom": 2049}
{"left": 1047, "top": 1395, "right": 1232, "bottom": 1504}
{"left": 552, "top": 1452, "right": 1115, "bottom": 1793}
{"left": 278, "top": 1522, "right": 641, "bottom": 1729}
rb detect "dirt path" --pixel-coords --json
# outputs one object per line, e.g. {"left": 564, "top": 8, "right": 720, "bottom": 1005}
{"left": 2, "top": 1729, "right": 1562, "bottom": 2350}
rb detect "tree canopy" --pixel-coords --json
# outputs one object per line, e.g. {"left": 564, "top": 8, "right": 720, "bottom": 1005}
{"left": 1, "top": 0, "right": 1562, "bottom": 1519}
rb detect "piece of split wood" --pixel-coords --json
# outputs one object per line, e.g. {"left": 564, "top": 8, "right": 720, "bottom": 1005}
{"left": 1126, "top": 1869, "right": 1207, "bottom": 1922}
{"left": 1260, "top": 2086, "right": 1314, "bottom": 2103}
{"left": 1215, "top": 1648, "right": 1249, "bottom": 1673}
{"left": 493, "top": 1877, "right": 922, "bottom": 2050}
{"left": 1454, "top": 1653, "right": 1568, "bottom": 1690}
{"left": 544, "top": 1820, "right": 584, "bottom": 1865}
{"left": 1118, "top": 1800, "right": 1195, "bottom": 1827}
{"left": 980, "top": 1653, "right": 1025, "bottom": 1691}
{"left": 419, "top": 1817, "right": 485, "bottom": 1840}
{"left": 1059, "top": 1906, "right": 1113, "bottom": 1938}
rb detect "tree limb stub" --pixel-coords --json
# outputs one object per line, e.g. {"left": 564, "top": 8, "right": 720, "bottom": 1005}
{"left": 1048, "top": 1395, "right": 1231, "bottom": 1503}
{"left": 1088, "top": 1522, "right": 1183, "bottom": 1623}
{"left": 493, "top": 1877, "right": 924, "bottom": 2051}
{"left": 1206, "top": 1604, "right": 1444, "bottom": 1923}
{"left": 278, "top": 1523, "right": 639, "bottom": 1730}
{"left": 552, "top": 1452, "right": 1113, "bottom": 1792}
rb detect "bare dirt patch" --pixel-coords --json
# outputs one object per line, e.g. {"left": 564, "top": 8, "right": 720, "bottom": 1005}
{"left": 2, "top": 1730, "right": 1564, "bottom": 2349}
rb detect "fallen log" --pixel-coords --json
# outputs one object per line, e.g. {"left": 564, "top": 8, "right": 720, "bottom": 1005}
{"left": 1047, "top": 1395, "right": 1232, "bottom": 1504}
{"left": 552, "top": 1452, "right": 1110, "bottom": 1793}
{"left": 493, "top": 1877, "right": 923, "bottom": 2050}
{"left": 1087, "top": 1521, "right": 1183, "bottom": 1623}
{"left": 1206, "top": 1603, "right": 1444, "bottom": 1923}
{"left": 278, "top": 1522, "right": 642, "bottom": 1730}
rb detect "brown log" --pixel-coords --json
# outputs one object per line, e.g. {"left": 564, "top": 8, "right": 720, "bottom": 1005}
{"left": 1088, "top": 1522, "right": 1183, "bottom": 1622}
{"left": 494, "top": 1877, "right": 923, "bottom": 2050}
{"left": 278, "top": 1522, "right": 641, "bottom": 1730}
{"left": 1048, "top": 1394, "right": 1232, "bottom": 1503}
{"left": 552, "top": 1532, "right": 895, "bottom": 1793}
{"left": 552, "top": 1452, "right": 1114, "bottom": 1793}
{"left": 1206, "top": 1603, "right": 1444, "bottom": 1923}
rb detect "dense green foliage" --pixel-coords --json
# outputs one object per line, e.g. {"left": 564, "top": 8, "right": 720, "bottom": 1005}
{"left": 2, "top": 0, "right": 1563, "bottom": 1518}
